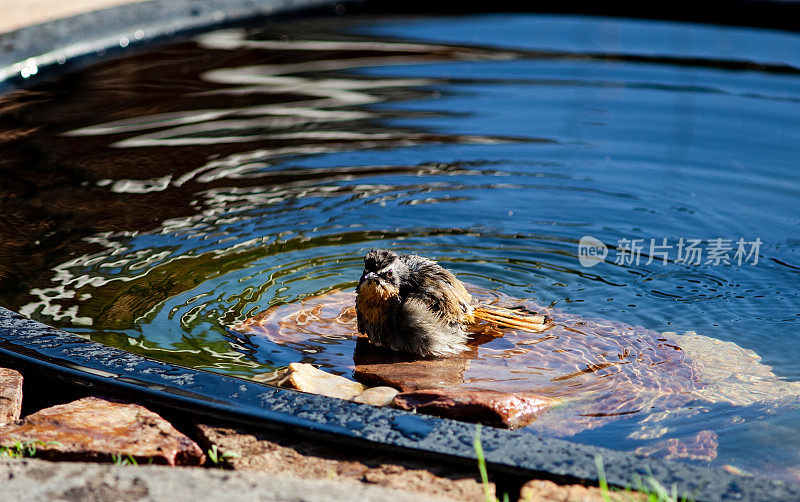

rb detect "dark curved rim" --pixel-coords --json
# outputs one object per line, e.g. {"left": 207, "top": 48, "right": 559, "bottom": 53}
{"left": 2, "top": 1, "right": 800, "bottom": 501}
{"left": 0, "top": 0, "right": 347, "bottom": 88}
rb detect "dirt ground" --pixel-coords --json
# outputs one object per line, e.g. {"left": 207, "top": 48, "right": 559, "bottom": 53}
{"left": 195, "top": 423, "right": 492, "bottom": 500}
{"left": 192, "top": 422, "right": 625, "bottom": 502}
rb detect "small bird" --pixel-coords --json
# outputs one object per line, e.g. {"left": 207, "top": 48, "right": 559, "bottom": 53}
{"left": 356, "top": 249, "right": 550, "bottom": 357}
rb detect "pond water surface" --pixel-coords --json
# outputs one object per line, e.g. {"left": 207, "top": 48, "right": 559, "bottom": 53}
{"left": 1, "top": 14, "right": 799, "bottom": 480}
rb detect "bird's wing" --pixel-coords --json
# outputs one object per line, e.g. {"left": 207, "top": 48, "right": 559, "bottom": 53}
{"left": 399, "top": 296, "right": 469, "bottom": 356}
{"left": 400, "top": 255, "right": 472, "bottom": 322}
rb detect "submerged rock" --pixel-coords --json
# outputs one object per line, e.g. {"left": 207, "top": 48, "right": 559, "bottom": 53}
{"left": 354, "top": 346, "right": 472, "bottom": 392}
{"left": 665, "top": 331, "right": 799, "bottom": 406}
{"left": 0, "top": 396, "right": 205, "bottom": 466}
{"left": 635, "top": 430, "right": 719, "bottom": 462}
{"left": 393, "top": 388, "right": 553, "bottom": 429}
{"left": 235, "top": 288, "right": 800, "bottom": 448}
{"left": 0, "top": 368, "right": 23, "bottom": 425}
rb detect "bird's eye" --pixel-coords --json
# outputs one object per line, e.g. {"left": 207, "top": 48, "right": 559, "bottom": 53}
{"left": 385, "top": 270, "right": 393, "bottom": 279}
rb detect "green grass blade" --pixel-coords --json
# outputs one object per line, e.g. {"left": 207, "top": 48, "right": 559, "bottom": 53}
{"left": 473, "top": 424, "right": 495, "bottom": 502}
{"left": 595, "top": 454, "right": 613, "bottom": 502}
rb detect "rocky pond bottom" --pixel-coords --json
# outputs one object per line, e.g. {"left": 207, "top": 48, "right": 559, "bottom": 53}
{"left": 237, "top": 287, "right": 800, "bottom": 465}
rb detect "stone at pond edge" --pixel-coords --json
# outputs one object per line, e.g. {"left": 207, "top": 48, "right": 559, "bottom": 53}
{"left": 0, "top": 368, "right": 23, "bottom": 425}
{"left": 276, "top": 363, "right": 398, "bottom": 406}
{"left": 284, "top": 362, "right": 366, "bottom": 400}
{"left": 519, "top": 479, "right": 643, "bottom": 502}
{"left": 0, "top": 396, "right": 205, "bottom": 466}
{"left": 353, "top": 386, "right": 400, "bottom": 407}
{"left": 392, "top": 388, "right": 554, "bottom": 429}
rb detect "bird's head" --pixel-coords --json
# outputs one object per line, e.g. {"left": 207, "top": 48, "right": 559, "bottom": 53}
{"left": 357, "top": 249, "right": 407, "bottom": 302}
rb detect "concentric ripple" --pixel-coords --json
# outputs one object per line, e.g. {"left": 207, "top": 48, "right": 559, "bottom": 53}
{"left": 634, "top": 271, "right": 738, "bottom": 302}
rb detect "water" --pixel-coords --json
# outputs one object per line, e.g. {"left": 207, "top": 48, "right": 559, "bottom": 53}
{"left": 1, "top": 13, "right": 800, "bottom": 479}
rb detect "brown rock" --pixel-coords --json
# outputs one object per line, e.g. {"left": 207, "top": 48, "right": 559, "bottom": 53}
{"left": 284, "top": 362, "right": 366, "bottom": 400}
{"left": 0, "top": 368, "right": 23, "bottom": 424}
{"left": 392, "top": 388, "right": 554, "bottom": 429}
{"left": 519, "top": 479, "right": 644, "bottom": 502}
{"left": 0, "top": 396, "right": 205, "bottom": 466}
{"left": 353, "top": 387, "right": 400, "bottom": 407}
{"left": 354, "top": 358, "right": 472, "bottom": 392}
{"left": 194, "top": 422, "right": 492, "bottom": 500}
{"left": 353, "top": 336, "right": 473, "bottom": 391}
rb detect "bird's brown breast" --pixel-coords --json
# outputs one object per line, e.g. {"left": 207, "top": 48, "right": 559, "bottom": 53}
{"left": 356, "top": 281, "right": 399, "bottom": 325}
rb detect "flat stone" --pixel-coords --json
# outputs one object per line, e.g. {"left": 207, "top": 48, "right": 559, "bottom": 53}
{"left": 193, "top": 423, "right": 492, "bottom": 501}
{"left": 0, "top": 368, "right": 23, "bottom": 424}
{"left": 353, "top": 337, "right": 473, "bottom": 392}
{"left": 0, "top": 396, "right": 204, "bottom": 466}
{"left": 284, "top": 362, "right": 366, "bottom": 401}
{"left": 354, "top": 358, "right": 472, "bottom": 392}
{"left": 392, "top": 388, "right": 554, "bottom": 429}
{"left": 271, "top": 363, "right": 397, "bottom": 406}
{"left": 353, "top": 387, "right": 400, "bottom": 407}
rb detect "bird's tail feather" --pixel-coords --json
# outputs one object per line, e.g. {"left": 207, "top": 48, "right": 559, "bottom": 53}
{"left": 472, "top": 305, "right": 551, "bottom": 332}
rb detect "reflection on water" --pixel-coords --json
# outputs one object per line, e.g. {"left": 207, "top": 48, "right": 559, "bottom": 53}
{"left": 2, "top": 14, "right": 800, "bottom": 480}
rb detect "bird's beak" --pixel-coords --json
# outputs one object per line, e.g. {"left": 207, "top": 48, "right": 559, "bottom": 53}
{"left": 361, "top": 271, "right": 379, "bottom": 283}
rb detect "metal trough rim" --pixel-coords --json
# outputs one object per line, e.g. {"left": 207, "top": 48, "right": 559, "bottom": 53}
{"left": 2, "top": 1, "right": 800, "bottom": 500}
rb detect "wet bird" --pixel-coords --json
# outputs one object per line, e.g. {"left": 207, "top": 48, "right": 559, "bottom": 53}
{"left": 356, "top": 249, "right": 550, "bottom": 357}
